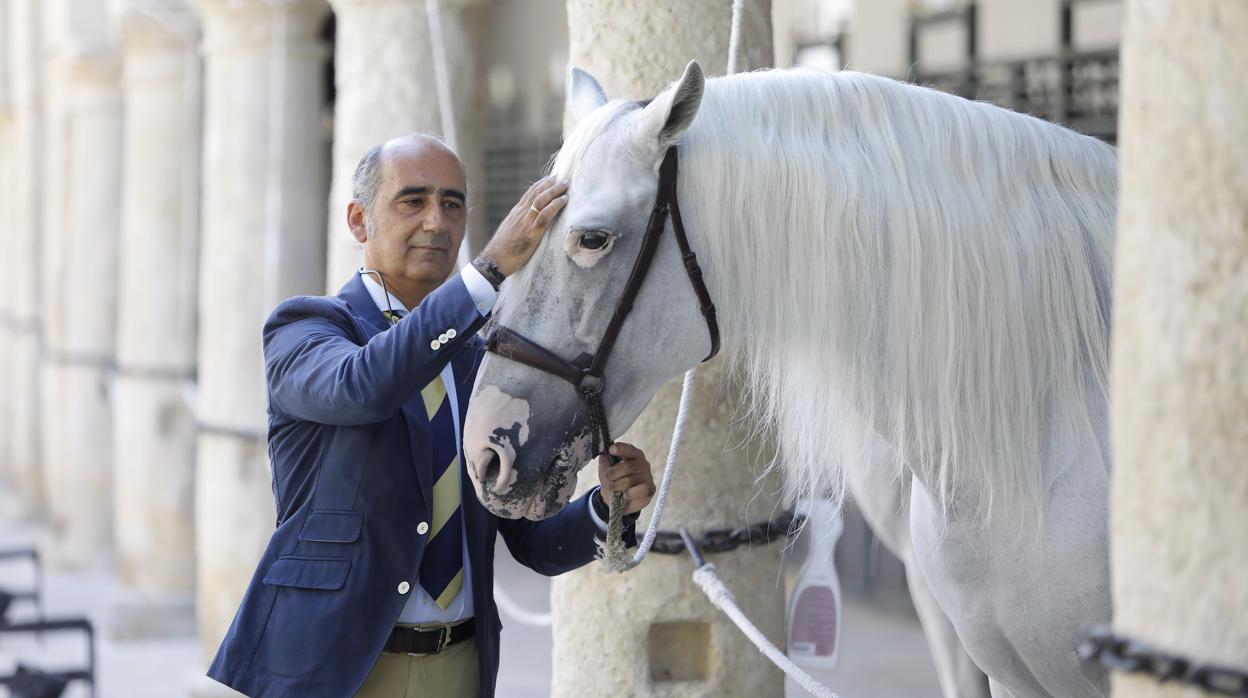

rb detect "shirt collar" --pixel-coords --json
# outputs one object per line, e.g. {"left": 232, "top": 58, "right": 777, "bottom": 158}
{"left": 358, "top": 269, "right": 411, "bottom": 316}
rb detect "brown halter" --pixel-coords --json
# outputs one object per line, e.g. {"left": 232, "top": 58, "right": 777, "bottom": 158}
{"left": 484, "top": 146, "right": 720, "bottom": 461}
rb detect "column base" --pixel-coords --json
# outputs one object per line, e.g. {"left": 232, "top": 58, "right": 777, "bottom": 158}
{"left": 35, "top": 529, "right": 112, "bottom": 572}
{"left": 108, "top": 588, "right": 196, "bottom": 641}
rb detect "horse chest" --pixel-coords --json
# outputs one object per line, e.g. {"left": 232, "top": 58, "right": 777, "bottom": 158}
{"left": 908, "top": 466, "right": 1112, "bottom": 697}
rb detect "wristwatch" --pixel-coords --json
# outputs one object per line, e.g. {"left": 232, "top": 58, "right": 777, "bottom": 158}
{"left": 472, "top": 256, "right": 505, "bottom": 291}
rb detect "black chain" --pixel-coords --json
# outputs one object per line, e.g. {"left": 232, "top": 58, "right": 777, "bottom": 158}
{"left": 1079, "top": 626, "right": 1248, "bottom": 696}
{"left": 646, "top": 510, "right": 805, "bottom": 555}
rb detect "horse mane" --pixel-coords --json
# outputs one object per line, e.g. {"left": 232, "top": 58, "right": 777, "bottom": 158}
{"left": 677, "top": 69, "right": 1117, "bottom": 528}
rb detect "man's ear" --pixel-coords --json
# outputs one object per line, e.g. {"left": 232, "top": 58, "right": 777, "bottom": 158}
{"left": 569, "top": 66, "right": 608, "bottom": 123}
{"left": 347, "top": 201, "right": 369, "bottom": 244}
{"left": 634, "top": 61, "right": 704, "bottom": 150}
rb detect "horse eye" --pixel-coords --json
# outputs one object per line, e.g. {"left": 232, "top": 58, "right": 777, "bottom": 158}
{"left": 579, "top": 231, "right": 611, "bottom": 250}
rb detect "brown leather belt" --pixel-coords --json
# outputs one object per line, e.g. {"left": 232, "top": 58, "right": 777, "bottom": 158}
{"left": 383, "top": 618, "right": 475, "bottom": 655}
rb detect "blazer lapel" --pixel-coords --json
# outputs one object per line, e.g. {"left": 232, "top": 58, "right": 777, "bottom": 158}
{"left": 337, "top": 274, "right": 390, "bottom": 338}
{"left": 339, "top": 273, "right": 434, "bottom": 512}
{"left": 401, "top": 402, "right": 435, "bottom": 513}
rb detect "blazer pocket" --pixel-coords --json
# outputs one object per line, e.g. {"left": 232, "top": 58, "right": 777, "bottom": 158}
{"left": 297, "top": 510, "right": 363, "bottom": 544}
{"left": 263, "top": 556, "right": 351, "bottom": 591}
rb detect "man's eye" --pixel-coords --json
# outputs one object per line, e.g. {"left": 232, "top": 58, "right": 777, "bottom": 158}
{"left": 579, "top": 231, "right": 611, "bottom": 250}
{"left": 444, "top": 201, "right": 463, "bottom": 210}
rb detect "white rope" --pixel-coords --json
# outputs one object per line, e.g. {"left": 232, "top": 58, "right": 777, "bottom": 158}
{"left": 727, "top": 0, "right": 747, "bottom": 75}
{"left": 424, "top": 0, "right": 473, "bottom": 271}
{"left": 692, "top": 565, "right": 840, "bottom": 698}
{"left": 493, "top": 585, "right": 552, "bottom": 627}
{"left": 600, "top": 369, "right": 696, "bottom": 572}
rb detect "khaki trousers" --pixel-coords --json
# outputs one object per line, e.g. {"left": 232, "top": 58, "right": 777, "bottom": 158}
{"left": 355, "top": 636, "right": 480, "bottom": 697}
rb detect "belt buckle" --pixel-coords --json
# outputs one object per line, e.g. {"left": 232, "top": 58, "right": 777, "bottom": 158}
{"left": 400, "top": 625, "right": 452, "bottom": 656}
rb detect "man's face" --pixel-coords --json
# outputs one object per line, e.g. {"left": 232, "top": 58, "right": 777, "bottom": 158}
{"left": 359, "top": 139, "right": 467, "bottom": 289}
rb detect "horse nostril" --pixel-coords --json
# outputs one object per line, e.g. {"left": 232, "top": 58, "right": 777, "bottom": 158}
{"left": 482, "top": 450, "right": 501, "bottom": 484}
{"left": 481, "top": 447, "right": 519, "bottom": 496}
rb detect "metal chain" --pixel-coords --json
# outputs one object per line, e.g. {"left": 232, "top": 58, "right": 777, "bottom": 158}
{"left": 1078, "top": 626, "right": 1248, "bottom": 696}
{"left": 646, "top": 510, "right": 805, "bottom": 556}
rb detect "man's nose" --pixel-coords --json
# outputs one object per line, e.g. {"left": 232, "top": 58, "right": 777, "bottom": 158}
{"left": 421, "top": 203, "right": 449, "bottom": 234}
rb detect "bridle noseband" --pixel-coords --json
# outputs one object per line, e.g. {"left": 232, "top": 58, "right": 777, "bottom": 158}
{"left": 484, "top": 146, "right": 720, "bottom": 461}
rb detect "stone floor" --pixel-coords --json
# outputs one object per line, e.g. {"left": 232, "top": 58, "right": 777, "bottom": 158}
{"left": 1, "top": 481, "right": 941, "bottom": 697}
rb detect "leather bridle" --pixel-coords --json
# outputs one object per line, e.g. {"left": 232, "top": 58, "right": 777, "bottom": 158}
{"left": 484, "top": 146, "right": 720, "bottom": 461}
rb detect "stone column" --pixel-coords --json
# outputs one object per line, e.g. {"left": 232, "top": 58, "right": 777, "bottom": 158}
{"left": 193, "top": 0, "right": 331, "bottom": 658}
{"left": 1110, "top": 1, "right": 1248, "bottom": 697}
{"left": 553, "top": 5, "right": 781, "bottom": 696}
{"left": 38, "top": 0, "right": 123, "bottom": 568}
{"left": 0, "top": 0, "right": 13, "bottom": 492}
{"left": 4, "top": 0, "right": 46, "bottom": 519}
{"left": 324, "top": 0, "right": 487, "bottom": 287}
{"left": 109, "top": 0, "right": 201, "bottom": 639}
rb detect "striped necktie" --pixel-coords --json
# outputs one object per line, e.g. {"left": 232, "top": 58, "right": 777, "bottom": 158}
{"left": 417, "top": 375, "right": 464, "bottom": 608}
{"left": 384, "top": 308, "right": 464, "bottom": 609}
{"left": 381, "top": 309, "right": 404, "bottom": 325}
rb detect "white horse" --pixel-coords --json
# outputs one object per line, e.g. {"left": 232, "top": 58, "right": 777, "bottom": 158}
{"left": 462, "top": 62, "right": 1116, "bottom": 697}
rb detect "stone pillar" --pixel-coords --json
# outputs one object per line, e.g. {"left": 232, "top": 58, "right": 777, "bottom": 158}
{"left": 1110, "top": 1, "right": 1248, "bottom": 697}
{"left": 193, "top": 0, "right": 331, "bottom": 658}
{"left": 324, "top": 0, "right": 487, "bottom": 287}
{"left": 109, "top": 1, "right": 201, "bottom": 639}
{"left": 553, "top": 6, "right": 780, "bottom": 696}
{"left": 4, "top": 0, "right": 46, "bottom": 519}
{"left": 38, "top": 0, "right": 123, "bottom": 568}
{"left": 0, "top": 0, "right": 14, "bottom": 492}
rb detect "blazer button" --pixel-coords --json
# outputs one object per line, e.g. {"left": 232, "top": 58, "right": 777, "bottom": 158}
{"left": 417, "top": 521, "right": 429, "bottom": 535}
{"left": 446, "top": 328, "right": 457, "bottom": 339}
{"left": 430, "top": 339, "right": 441, "bottom": 350}
{"left": 438, "top": 333, "right": 449, "bottom": 344}
{"left": 398, "top": 581, "right": 411, "bottom": 594}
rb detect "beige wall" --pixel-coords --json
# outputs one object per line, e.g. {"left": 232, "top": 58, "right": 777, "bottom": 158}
{"left": 483, "top": 0, "right": 568, "bottom": 131}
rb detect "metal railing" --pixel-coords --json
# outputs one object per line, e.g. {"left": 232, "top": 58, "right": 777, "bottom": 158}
{"left": 0, "top": 548, "right": 97, "bottom": 698}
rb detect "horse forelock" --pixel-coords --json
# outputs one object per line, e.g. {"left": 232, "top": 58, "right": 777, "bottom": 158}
{"left": 491, "top": 102, "right": 637, "bottom": 318}
{"left": 675, "top": 69, "right": 1118, "bottom": 531}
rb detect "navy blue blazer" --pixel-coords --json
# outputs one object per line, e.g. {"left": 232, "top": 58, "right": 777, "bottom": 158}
{"left": 207, "top": 274, "right": 631, "bottom": 698}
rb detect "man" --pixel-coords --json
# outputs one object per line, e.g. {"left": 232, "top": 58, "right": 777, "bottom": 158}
{"left": 208, "top": 134, "right": 656, "bottom": 697}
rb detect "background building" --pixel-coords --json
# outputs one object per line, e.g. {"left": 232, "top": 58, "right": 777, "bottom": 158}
{"left": 0, "top": 1, "right": 1122, "bottom": 695}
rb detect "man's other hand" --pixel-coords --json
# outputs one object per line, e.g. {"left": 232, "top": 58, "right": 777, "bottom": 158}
{"left": 478, "top": 176, "right": 569, "bottom": 278}
{"left": 597, "top": 442, "right": 656, "bottom": 516}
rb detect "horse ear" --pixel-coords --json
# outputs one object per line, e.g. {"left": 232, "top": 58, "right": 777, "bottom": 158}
{"left": 569, "top": 67, "right": 609, "bottom": 122}
{"left": 636, "top": 60, "right": 705, "bottom": 149}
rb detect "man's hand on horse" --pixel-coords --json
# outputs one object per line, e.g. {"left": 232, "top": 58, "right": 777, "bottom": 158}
{"left": 597, "top": 442, "right": 657, "bottom": 515}
{"left": 477, "top": 176, "right": 569, "bottom": 278}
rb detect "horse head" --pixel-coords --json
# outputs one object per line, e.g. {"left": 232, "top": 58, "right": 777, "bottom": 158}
{"left": 463, "top": 62, "right": 716, "bottom": 519}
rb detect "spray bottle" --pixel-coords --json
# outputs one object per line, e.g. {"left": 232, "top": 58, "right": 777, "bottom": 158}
{"left": 786, "top": 498, "right": 844, "bottom": 669}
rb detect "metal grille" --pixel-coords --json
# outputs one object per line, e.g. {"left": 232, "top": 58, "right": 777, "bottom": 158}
{"left": 916, "top": 48, "right": 1119, "bottom": 143}
{"left": 482, "top": 100, "right": 565, "bottom": 238}
{"left": 908, "top": 0, "right": 1121, "bottom": 143}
